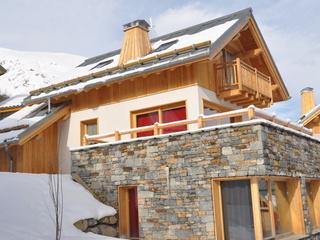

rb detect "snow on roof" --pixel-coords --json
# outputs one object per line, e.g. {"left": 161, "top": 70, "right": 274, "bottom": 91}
{"left": 25, "top": 8, "right": 252, "bottom": 104}
{"left": 0, "top": 94, "right": 28, "bottom": 110}
{"left": 0, "top": 172, "right": 121, "bottom": 240}
{"left": 297, "top": 103, "right": 320, "bottom": 124}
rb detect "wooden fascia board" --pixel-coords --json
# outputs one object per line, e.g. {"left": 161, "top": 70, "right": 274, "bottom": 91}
{"left": 208, "top": 15, "right": 251, "bottom": 61}
{"left": 18, "top": 105, "right": 71, "bottom": 145}
{"left": 247, "top": 17, "right": 290, "bottom": 101}
{"left": 0, "top": 106, "right": 25, "bottom": 113}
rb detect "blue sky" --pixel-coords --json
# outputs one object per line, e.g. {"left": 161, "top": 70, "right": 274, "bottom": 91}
{"left": 1, "top": 0, "right": 319, "bottom": 121}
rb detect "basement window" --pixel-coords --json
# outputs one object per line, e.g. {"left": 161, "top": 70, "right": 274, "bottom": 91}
{"left": 90, "top": 59, "right": 114, "bottom": 70}
{"left": 153, "top": 40, "right": 178, "bottom": 53}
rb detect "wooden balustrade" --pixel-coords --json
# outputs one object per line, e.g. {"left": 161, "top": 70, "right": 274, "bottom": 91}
{"left": 83, "top": 106, "right": 312, "bottom": 145}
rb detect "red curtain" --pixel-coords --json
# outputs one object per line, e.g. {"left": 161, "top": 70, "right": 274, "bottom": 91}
{"left": 128, "top": 188, "right": 139, "bottom": 237}
{"left": 137, "top": 111, "right": 159, "bottom": 137}
{"left": 163, "top": 107, "right": 187, "bottom": 133}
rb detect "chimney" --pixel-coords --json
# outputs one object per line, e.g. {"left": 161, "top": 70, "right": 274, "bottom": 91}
{"left": 301, "top": 87, "right": 316, "bottom": 114}
{"left": 118, "top": 20, "right": 152, "bottom": 65}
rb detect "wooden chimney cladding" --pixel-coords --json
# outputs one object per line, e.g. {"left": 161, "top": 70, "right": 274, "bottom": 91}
{"left": 118, "top": 20, "right": 152, "bottom": 65}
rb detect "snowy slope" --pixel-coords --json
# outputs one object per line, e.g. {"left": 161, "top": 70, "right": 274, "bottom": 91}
{"left": 0, "top": 48, "right": 85, "bottom": 96}
{"left": 0, "top": 172, "right": 122, "bottom": 240}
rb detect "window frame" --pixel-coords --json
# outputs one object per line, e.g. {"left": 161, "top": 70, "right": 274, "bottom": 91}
{"left": 305, "top": 179, "right": 320, "bottom": 230}
{"left": 80, "top": 118, "right": 98, "bottom": 145}
{"left": 130, "top": 101, "right": 187, "bottom": 137}
{"left": 118, "top": 185, "right": 139, "bottom": 239}
{"left": 212, "top": 177, "right": 305, "bottom": 240}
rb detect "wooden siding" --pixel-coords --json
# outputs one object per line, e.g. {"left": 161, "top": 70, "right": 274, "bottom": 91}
{"left": 69, "top": 61, "right": 213, "bottom": 112}
{"left": 0, "top": 123, "right": 58, "bottom": 173}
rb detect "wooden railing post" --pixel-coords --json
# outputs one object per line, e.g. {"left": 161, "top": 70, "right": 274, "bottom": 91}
{"left": 236, "top": 58, "right": 242, "bottom": 88}
{"left": 154, "top": 122, "right": 160, "bottom": 135}
{"left": 197, "top": 115, "right": 204, "bottom": 128}
{"left": 82, "top": 135, "right": 88, "bottom": 146}
{"left": 115, "top": 130, "right": 121, "bottom": 141}
{"left": 248, "top": 106, "right": 255, "bottom": 120}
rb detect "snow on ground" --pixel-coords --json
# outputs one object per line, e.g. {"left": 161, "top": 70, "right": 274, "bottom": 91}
{"left": 0, "top": 48, "right": 85, "bottom": 96}
{"left": 0, "top": 172, "right": 123, "bottom": 240}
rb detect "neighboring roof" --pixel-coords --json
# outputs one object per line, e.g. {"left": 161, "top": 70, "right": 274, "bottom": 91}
{"left": 297, "top": 104, "right": 320, "bottom": 125}
{"left": 0, "top": 101, "right": 70, "bottom": 146}
{"left": 0, "top": 64, "right": 6, "bottom": 75}
{"left": 0, "top": 94, "right": 28, "bottom": 112}
{"left": 24, "top": 8, "right": 253, "bottom": 104}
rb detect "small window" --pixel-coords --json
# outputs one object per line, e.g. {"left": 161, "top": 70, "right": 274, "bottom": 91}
{"left": 90, "top": 59, "right": 113, "bottom": 70}
{"left": 80, "top": 118, "right": 98, "bottom": 145}
{"left": 153, "top": 40, "right": 178, "bottom": 53}
{"left": 118, "top": 186, "right": 139, "bottom": 239}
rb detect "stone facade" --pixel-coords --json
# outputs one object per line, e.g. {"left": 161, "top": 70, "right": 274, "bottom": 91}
{"left": 71, "top": 121, "right": 320, "bottom": 239}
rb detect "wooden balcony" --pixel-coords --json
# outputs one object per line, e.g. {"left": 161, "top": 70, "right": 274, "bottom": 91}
{"left": 215, "top": 58, "right": 273, "bottom": 108}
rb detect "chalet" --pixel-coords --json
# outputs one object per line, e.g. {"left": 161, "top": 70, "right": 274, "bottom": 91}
{"left": 1, "top": 8, "right": 320, "bottom": 239}
{"left": 298, "top": 87, "right": 320, "bottom": 138}
{"left": 0, "top": 64, "right": 6, "bottom": 75}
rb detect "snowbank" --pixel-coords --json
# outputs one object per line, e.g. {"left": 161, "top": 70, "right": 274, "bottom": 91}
{"left": 0, "top": 172, "right": 122, "bottom": 240}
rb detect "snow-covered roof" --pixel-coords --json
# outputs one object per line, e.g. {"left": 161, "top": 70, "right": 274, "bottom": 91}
{"left": 0, "top": 102, "right": 70, "bottom": 145}
{"left": 0, "top": 94, "right": 28, "bottom": 110}
{"left": 25, "top": 8, "right": 253, "bottom": 104}
{"left": 297, "top": 103, "right": 320, "bottom": 124}
{"left": 0, "top": 172, "right": 120, "bottom": 240}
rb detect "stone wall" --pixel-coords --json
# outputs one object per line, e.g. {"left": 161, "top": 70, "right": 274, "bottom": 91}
{"left": 71, "top": 121, "right": 320, "bottom": 239}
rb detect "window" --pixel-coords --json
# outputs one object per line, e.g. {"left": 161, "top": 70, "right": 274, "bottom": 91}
{"left": 202, "top": 99, "right": 241, "bottom": 127}
{"left": 132, "top": 101, "right": 187, "bottom": 137}
{"left": 221, "top": 49, "right": 236, "bottom": 86}
{"left": 118, "top": 186, "right": 139, "bottom": 239}
{"left": 212, "top": 177, "right": 305, "bottom": 240}
{"left": 90, "top": 59, "right": 113, "bottom": 70}
{"left": 80, "top": 118, "right": 98, "bottom": 145}
{"left": 306, "top": 180, "right": 320, "bottom": 230}
{"left": 153, "top": 40, "right": 178, "bottom": 53}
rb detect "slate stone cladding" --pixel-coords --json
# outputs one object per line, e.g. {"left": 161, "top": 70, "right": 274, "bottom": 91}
{"left": 71, "top": 121, "right": 320, "bottom": 239}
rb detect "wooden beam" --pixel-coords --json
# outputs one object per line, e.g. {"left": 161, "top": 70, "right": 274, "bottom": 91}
{"left": 236, "top": 48, "right": 262, "bottom": 60}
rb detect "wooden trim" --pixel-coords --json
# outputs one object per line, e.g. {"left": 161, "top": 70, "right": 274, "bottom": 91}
{"left": 212, "top": 180, "right": 224, "bottom": 240}
{"left": 251, "top": 177, "right": 263, "bottom": 240}
{"left": 287, "top": 178, "right": 305, "bottom": 235}
{"left": 0, "top": 106, "right": 24, "bottom": 113}
{"left": 202, "top": 99, "right": 233, "bottom": 114}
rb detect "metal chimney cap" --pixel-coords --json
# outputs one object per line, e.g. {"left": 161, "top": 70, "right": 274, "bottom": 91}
{"left": 301, "top": 87, "right": 314, "bottom": 93}
{"left": 123, "top": 19, "right": 150, "bottom": 32}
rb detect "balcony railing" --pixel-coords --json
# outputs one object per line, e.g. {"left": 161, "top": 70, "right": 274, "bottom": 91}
{"left": 215, "top": 58, "right": 273, "bottom": 107}
{"left": 82, "top": 106, "right": 311, "bottom": 145}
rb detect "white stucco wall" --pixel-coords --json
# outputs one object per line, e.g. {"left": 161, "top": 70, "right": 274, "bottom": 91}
{"left": 59, "top": 85, "right": 241, "bottom": 173}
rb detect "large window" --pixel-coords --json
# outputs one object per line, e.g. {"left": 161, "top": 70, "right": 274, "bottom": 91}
{"left": 202, "top": 99, "right": 241, "bottom": 127}
{"left": 212, "top": 177, "right": 305, "bottom": 240}
{"left": 132, "top": 101, "right": 187, "bottom": 137}
{"left": 80, "top": 118, "right": 98, "bottom": 145}
{"left": 118, "top": 186, "right": 139, "bottom": 239}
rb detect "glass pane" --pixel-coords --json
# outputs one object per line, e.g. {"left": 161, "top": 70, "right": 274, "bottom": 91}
{"left": 272, "top": 181, "right": 292, "bottom": 235}
{"left": 87, "top": 122, "right": 97, "bottom": 135}
{"left": 204, "top": 107, "right": 219, "bottom": 127}
{"left": 258, "top": 180, "right": 272, "bottom": 238}
{"left": 163, "top": 107, "right": 186, "bottom": 134}
{"left": 137, "top": 111, "right": 159, "bottom": 137}
{"left": 221, "top": 180, "right": 255, "bottom": 240}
